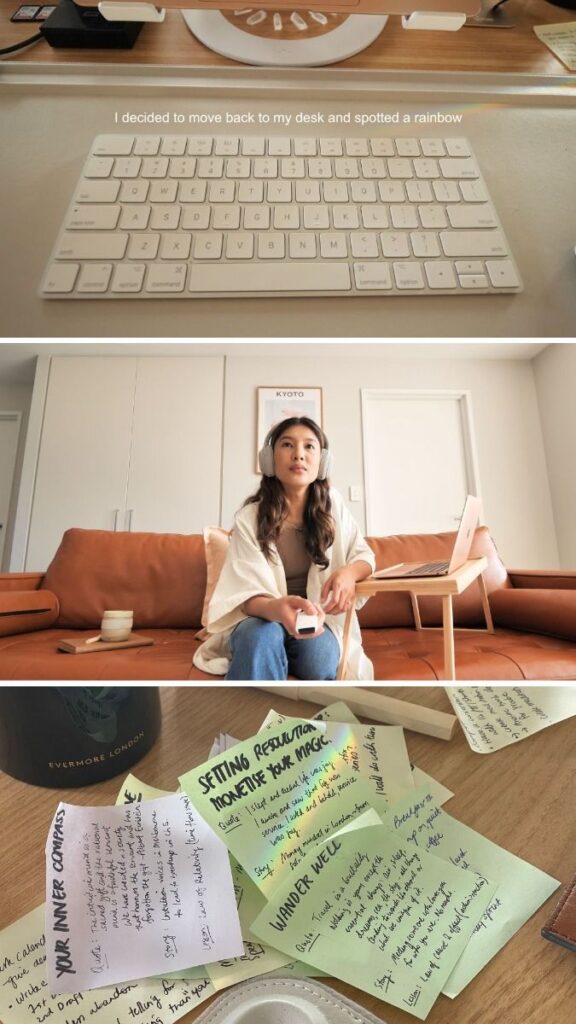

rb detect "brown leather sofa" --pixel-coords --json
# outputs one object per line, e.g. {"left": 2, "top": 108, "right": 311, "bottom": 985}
{"left": 1, "top": 527, "right": 575, "bottom": 680}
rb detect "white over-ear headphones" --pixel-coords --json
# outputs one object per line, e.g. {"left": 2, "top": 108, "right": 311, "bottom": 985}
{"left": 258, "top": 423, "right": 333, "bottom": 480}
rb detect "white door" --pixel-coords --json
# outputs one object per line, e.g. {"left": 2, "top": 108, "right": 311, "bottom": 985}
{"left": 125, "top": 357, "right": 224, "bottom": 533}
{"left": 26, "top": 358, "right": 137, "bottom": 570}
{"left": 362, "top": 389, "right": 481, "bottom": 536}
{"left": 0, "top": 413, "right": 21, "bottom": 569}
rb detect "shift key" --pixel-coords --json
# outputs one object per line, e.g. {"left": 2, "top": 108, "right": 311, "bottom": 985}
{"left": 55, "top": 232, "right": 128, "bottom": 260}
{"left": 440, "top": 230, "right": 508, "bottom": 258}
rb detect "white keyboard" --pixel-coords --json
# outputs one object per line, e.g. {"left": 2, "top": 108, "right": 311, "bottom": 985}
{"left": 41, "top": 134, "right": 522, "bottom": 299}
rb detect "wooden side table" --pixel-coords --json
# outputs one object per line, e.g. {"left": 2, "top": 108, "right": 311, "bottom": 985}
{"left": 338, "top": 555, "right": 494, "bottom": 681}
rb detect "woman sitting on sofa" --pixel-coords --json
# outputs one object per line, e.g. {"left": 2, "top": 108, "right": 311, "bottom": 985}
{"left": 193, "top": 416, "right": 375, "bottom": 681}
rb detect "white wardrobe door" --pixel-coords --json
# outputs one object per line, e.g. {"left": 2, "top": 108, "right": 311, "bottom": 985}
{"left": 125, "top": 357, "right": 224, "bottom": 534}
{"left": 26, "top": 358, "right": 136, "bottom": 570}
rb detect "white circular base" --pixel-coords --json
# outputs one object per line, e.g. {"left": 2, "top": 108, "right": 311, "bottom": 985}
{"left": 181, "top": 12, "right": 388, "bottom": 67}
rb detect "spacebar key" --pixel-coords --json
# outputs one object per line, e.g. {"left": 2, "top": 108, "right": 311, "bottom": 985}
{"left": 189, "top": 262, "right": 351, "bottom": 293}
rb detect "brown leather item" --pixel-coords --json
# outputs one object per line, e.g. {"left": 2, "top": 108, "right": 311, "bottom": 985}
{"left": 0, "top": 589, "right": 59, "bottom": 637}
{"left": 490, "top": 588, "right": 576, "bottom": 643}
{"left": 1, "top": 526, "right": 575, "bottom": 680}
{"left": 43, "top": 528, "right": 207, "bottom": 629}
{"left": 542, "top": 873, "right": 576, "bottom": 953}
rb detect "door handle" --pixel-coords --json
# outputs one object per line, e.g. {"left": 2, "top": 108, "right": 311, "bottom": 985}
{"left": 113, "top": 509, "right": 120, "bottom": 531}
{"left": 125, "top": 509, "right": 134, "bottom": 531}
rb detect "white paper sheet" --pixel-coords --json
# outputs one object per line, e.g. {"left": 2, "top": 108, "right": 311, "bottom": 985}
{"left": 45, "top": 793, "right": 243, "bottom": 993}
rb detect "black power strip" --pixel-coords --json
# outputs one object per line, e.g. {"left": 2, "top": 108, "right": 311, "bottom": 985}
{"left": 41, "top": 0, "right": 143, "bottom": 48}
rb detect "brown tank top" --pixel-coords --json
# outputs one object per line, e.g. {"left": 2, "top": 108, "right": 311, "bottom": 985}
{"left": 276, "top": 522, "right": 312, "bottom": 598}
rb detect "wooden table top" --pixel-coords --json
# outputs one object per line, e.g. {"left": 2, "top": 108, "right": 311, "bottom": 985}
{"left": 2, "top": 0, "right": 575, "bottom": 74}
{"left": 1, "top": 685, "right": 575, "bottom": 1024}
{"left": 360, "top": 557, "right": 488, "bottom": 596}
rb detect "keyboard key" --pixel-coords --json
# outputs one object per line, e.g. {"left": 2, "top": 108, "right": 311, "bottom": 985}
{"left": 188, "top": 263, "right": 351, "bottom": 292}
{"left": 381, "top": 232, "right": 410, "bottom": 258}
{"left": 424, "top": 261, "right": 457, "bottom": 289}
{"left": 258, "top": 233, "right": 285, "bottom": 259}
{"left": 127, "top": 233, "right": 160, "bottom": 259}
{"left": 42, "top": 263, "right": 79, "bottom": 293}
{"left": 351, "top": 233, "right": 379, "bottom": 258}
{"left": 440, "top": 230, "right": 508, "bottom": 258}
{"left": 76, "top": 180, "right": 120, "bottom": 203}
{"left": 459, "top": 274, "right": 489, "bottom": 288}
{"left": 485, "top": 259, "right": 521, "bottom": 289}
{"left": 354, "top": 262, "right": 393, "bottom": 290}
{"left": 93, "top": 135, "right": 134, "bottom": 156}
{"left": 320, "top": 233, "right": 348, "bottom": 258}
{"left": 112, "top": 263, "right": 146, "bottom": 293}
{"left": 194, "top": 233, "right": 223, "bottom": 259}
{"left": 439, "top": 158, "right": 479, "bottom": 179}
{"left": 226, "top": 232, "right": 254, "bottom": 259}
{"left": 289, "top": 233, "right": 317, "bottom": 258}
{"left": 448, "top": 204, "right": 498, "bottom": 229}
{"left": 410, "top": 232, "right": 441, "bottom": 258}
{"left": 393, "top": 262, "right": 426, "bottom": 289}
{"left": 77, "top": 263, "right": 113, "bottom": 293}
{"left": 334, "top": 206, "right": 360, "bottom": 230}
{"left": 55, "top": 232, "right": 127, "bottom": 260}
{"left": 159, "top": 234, "right": 191, "bottom": 260}
{"left": 66, "top": 205, "right": 120, "bottom": 230}
{"left": 145, "top": 264, "right": 187, "bottom": 292}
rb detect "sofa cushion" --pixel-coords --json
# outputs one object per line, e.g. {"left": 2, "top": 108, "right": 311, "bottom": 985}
{"left": 360, "top": 526, "right": 510, "bottom": 629}
{"left": 490, "top": 588, "right": 576, "bottom": 643}
{"left": 0, "top": 590, "right": 59, "bottom": 637}
{"left": 201, "top": 527, "right": 231, "bottom": 627}
{"left": 43, "top": 529, "right": 207, "bottom": 629}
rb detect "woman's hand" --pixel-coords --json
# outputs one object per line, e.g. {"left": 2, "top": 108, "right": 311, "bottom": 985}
{"left": 272, "top": 596, "right": 325, "bottom": 639}
{"left": 321, "top": 566, "right": 358, "bottom": 615}
{"left": 244, "top": 595, "right": 325, "bottom": 639}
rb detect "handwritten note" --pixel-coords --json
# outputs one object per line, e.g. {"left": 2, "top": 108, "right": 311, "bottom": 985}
{"left": 534, "top": 22, "right": 576, "bottom": 70}
{"left": 115, "top": 774, "right": 299, "bottom": 989}
{"left": 261, "top": 710, "right": 414, "bottom": 806}
{"left": 251, "top": 824, "right": 496, "bottom": 1020}
{"left": 446, "top": 686, "right": 576, "bottom": 753}
{"left": 179, "top": 719, "right": 379, "bottom": 896}
{"left": 382, "top": 787, "right": 559, "bottom": 996}
{"left": 45, "top": 793, "right": 243, "bottom": 993}
{"left": 0, "top": 907, "right": 214, "bottom": 1024}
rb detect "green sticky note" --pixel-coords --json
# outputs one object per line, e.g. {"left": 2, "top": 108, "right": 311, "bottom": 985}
{"left": 179, "top": 719, "right": 380, "bottom": 896}
{"left": 261, "top": 711, "right": 414, "bottom": 807}
{"left": 382, "top": 786, "right": 560, "bottom": 997}
{"left": 251, "top": 825, "right": 497, "bottom": 1020}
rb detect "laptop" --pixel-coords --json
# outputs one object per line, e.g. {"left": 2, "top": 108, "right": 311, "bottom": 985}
{"left": 373, "top": 495, "right": 481, "bottom": 579}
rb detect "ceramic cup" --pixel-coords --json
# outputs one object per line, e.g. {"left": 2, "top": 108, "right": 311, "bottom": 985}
{"left": 101, "top": 610, "right": 133, "bottom": 643}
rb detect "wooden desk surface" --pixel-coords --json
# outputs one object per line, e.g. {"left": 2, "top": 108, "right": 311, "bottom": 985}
{"left": 2, "top": 0, "right": 575, "bottom": 74}
{"left": 361, "top": 556, "right": 487, "bottom": 596}
{"left": 1, "top": 686, "right": 575, "bottom": 1024}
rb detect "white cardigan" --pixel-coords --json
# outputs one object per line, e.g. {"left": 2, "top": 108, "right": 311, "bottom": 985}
{"left": 193, "top": 489, "right": 375, "bottom": 680}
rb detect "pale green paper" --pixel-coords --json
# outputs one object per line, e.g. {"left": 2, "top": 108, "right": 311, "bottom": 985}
{"left": 206, "top": 859, "right": 294, "bottom": 990}
{"left": 179, "top": 719, "right": 380, "bottom": 896}
{"left": 381, "top": 786, "right": 560, "bottom": 997}
{"left": 446, "top": 686, "right": 576, "bottom": 753}
{"left": 261, "top": 710, "right": 414, "bottom": 806}
{"left": 251, "top": 824, "right": 496, "bottom": 1020}
{"left": 0, "top": 907, "right": 214, "bottom": 1024}
{"left": 411, "top": 767, "right": 453, "bottom": 807}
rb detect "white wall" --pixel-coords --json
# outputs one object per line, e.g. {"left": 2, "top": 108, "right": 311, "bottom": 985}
{"left": 222, "top": 354, "right": 559, "bottom": 569}
{"left": 0, "top": 380, "right": 33, "bottom": 571}
{"left": 7, "top": 351, "right": 565, "bottom": 573}
{"left": 533, "top": 344, "right": 576, "bottom": 568}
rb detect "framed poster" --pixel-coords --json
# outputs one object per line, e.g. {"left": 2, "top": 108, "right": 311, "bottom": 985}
{"left": 256, "top": 387, "right": 323, "bottom": 471}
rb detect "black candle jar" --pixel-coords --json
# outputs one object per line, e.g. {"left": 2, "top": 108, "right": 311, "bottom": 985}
{"left": 0, "top": 687, "right": 161, "bottom": 787}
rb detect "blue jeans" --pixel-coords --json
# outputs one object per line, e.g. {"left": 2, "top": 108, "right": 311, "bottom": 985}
{"left": 226, "top": 617, "right": 340, "bottom": 681}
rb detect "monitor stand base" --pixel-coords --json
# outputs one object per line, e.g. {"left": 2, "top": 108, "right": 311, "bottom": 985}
{"left": 181, "top": 12, "right": 389, "bottom": 66}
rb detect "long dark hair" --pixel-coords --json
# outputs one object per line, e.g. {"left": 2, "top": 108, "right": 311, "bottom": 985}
{"left": 245, "top": 417, "right": 335, "bottom": 569}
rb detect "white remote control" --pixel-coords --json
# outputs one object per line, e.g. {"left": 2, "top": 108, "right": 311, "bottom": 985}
{"left": 296, "top": 611, "right": 318, "bottom": 635}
